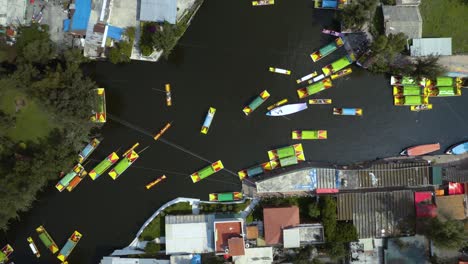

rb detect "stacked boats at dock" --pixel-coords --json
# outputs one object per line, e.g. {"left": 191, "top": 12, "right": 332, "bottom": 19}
{"left": 391, "top": 76, "right": 464, "bottom": 111}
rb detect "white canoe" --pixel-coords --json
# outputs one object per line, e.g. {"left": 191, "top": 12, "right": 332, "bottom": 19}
{"left": 266, "top": 103, "right": 308, "bottom": 116}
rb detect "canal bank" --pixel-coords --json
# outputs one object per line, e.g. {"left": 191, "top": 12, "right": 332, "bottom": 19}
{"left": 2, "top": 0, "right": 468, "bottom": 263}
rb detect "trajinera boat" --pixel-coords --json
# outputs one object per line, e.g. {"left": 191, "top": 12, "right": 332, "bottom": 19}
{"left": 297, "top": 78, "right": 333, "bottom": 99}
{"left": 88, "top": 152, "right": 119, "bottom": 180}
{"left": 108, "top": 149, "right": 139, "bottom": 180}
{"left": 446, "top": 141, "right": 468, "bottom": 155}
{"left": 310, "top": 37, "right": 344, "bottom": 62}
{"left": 165, "top": 84, "right": 172, "bottom": 106}
{"left": 78, "top": 138, "right": 101, "bottom": 163}
{"left": 55, "top": 164, "right": 87, "bottom": 192}
{"left": 400, "top": 143, "right": 440, "bottom": 156}
{"left": 296, "top": 72, "right": 318, "bottom": 84}
{"left": 269, "top": 67, "right": 291, "bottom": 75}
{"left": 27, "top": 237, "right": 40, "bottom": 258}
{"left": 410, "top": 104, "right": 432, "bottom": 112}
{"left": 191, "top": 160, "right": 224, "bottom": 183}
{"left": 252, "top": 0, "right": 274, "bottom": 5}
{"left": 36, "top": 225, "right": 59, "bottom": 254}
{"left": 91, "top": 88, "right": 106, "bottom": 123}
{"left": 243, "top": 90, "right": 270, "bottom": 116}
{"left": 266, "top": 103, "right": 308, "bottom": 116}
{"left": 201, "top": 107, "right": 216, "bottom": 134}
{"left": 267, "top": 99, "right": 288, "bottom": 110}
{"left": 309, "top": 99, "right": 332, "bottom": 104}
{"left": 209, "top": 192, "right": 243, "bottom": 202}
{"left": 333, "top": 108, "right": 363, "bottom": 116}
{"left": 57, "top": 231, "right": 82, "bottom": 262}
{"left": 0, "top": 244, "right": 13, "bottom": 262}
{"left": 292, "top": 130, "right": 327, "bottom": 140}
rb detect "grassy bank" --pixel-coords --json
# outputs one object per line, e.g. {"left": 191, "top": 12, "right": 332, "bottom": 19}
{"left": 0, "top": 82, "right": 55, "bottom": 142}
{"left": 419, "top": 0, "right": 468, "bottom": 53}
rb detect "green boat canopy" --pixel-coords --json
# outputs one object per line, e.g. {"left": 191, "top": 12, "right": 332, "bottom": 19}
{"left": 405, "top": 95, "right": 424, "bottom": 105}
{"left": 402, "top": 77, "right": 417, "bottom": 85}
{"left": 320, "top": 42, "right": 338, "bottom": 56}
{"left": 306, "top": 82, "right": 326, "bottom": 95}
{"left": 277, "top": 146, "right": 295, "bottom": 159}
{"left": 198, "top": 166, "right": 215, "bottom": 179}
{"left": 218, "top": 193, "right": 234, "bottom": 201}
{"left": 402, "top": 86, "right": 421, "bottom": 95}
{"left": 436, "top": 77, "right": 453, "bottom": 86}
{"left": 437, "top": 86, "right": 455, "bottom": 96}
{"left": 302, "top": 131, "right": 318, "bottom": 139}
{"left": 331, "top": 56, "right": 352, "bottom": 71}
{"left": 279, "top": 156, "right": 298, "bottom": 167}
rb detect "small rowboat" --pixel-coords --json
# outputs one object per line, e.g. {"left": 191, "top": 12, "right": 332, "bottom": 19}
{"left": 400, "top": 143, "right": 440, "bottom": 156}
{"left": 165, "top": 84, "right": 172, "bottom": 106}
{"left": 446, "top": 141, "right": 468, "bottom": 155}
{"left": 269, "top": 67, "right": 291, "bottom": 75}
{"left": 27, "top": 237, "right": 40, "bottom": 258}
{"left": 330, "top": 68, "right": 352, "bottom": 80}
{"left": 410, "top": 104, "right": 432, "bottom": 112}
{"left": 296, "top": 72, "right": 318, "bottom": 84}
{"left": 252, "top": 0, "right": 274, "bottom": 5}
{"left": 146, "top": 175, "right": 167, "bottom": 189}
{"left": 267, "top": 98, "right": 288, "bottom": 110}
{"left": 292, "top": 130, "right": 327, "bottom": 140}
{"left": 154, "top": 122, "right": 172, "bottom": 140}
{"left": 266, "top": 103, "right": 308, "bottom": 116}
{"left": 333, "top": 108, "right": 362, "bottom": 116}
{"left": 322, "top": 29, "right": 342, "bottom": 37}
{"left": 201, "top": 107, "right": 216, "bottom": 134}
{"left": 309, "top": 99, "right": 332, "bottom": 104}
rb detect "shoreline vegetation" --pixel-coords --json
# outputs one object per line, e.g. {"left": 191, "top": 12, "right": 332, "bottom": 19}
{"left": 0, "top": 24, "right": 97, "bottom": 230}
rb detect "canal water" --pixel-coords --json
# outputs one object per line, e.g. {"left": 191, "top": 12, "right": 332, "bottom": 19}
{"left": 3, "top": 0, "right": 468, "bottom": 263}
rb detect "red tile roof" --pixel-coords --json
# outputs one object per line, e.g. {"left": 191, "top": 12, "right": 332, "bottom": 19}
{"left": 227, "top": 237, "right": 245, "bottom": 256}
{"left": 263, "top": 206, "right": 300, "bottom": 245}
{"left": 214, "top": 221, "right": 243, "bottom": 253}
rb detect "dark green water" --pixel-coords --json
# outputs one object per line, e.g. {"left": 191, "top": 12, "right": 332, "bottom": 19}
{"left": 3, "top": 0, "right": 468, "bottom": 263}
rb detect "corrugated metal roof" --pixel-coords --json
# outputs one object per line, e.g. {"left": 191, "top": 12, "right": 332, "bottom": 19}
{"left": 442, "top": 167, "right": 468, "bottom": 183}
{"left": 337, "top": 190, "right": 415, "bottom": 238}
{"left": 337, "top": 162, "right": 430, "bottom": 189}
{"left": 410, "top": 38, "right": 452, "bottom": 57}
{"left": 140, "top": 0, "right": 177, "bottom": 24}
{"left": 382, "top": 5, "right": 422, "bottom": 39}
{"left": 165, "top": 214, "right": 215, "bottom": 254}
{"left": 283, "top": 228, "right": 300, "bottom": 248}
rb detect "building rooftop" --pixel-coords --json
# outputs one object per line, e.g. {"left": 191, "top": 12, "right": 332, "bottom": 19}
{"left": 337, "top": 191, "right": 415, "bottom": 238}
{"left": 396, "top": 0, "right": 421, "bottom": 5}
{"left": 436, "top": 195, "right": 466, "bottom": 220}
{"left": 283, "top": 228, "right": 301, "bottom": 248}
{"left": 414, "top": 192, "right": 437, "bottom": 218}
{"left": 140, "top": 0, "right": 177, "bottom": 24}
{"left": 213, "top": 220, "right": 244, "bottom": 255}
{"left": 232, "top": 247, "right": 274, "bottom": 264}
{"left": 410, "top": 38, "right": 452, "bottom": 57}
{"left": 165, "top": 214, "right": 215, "bottom": 254}
{"left": 382, "top": 5, "right": 422, "bottom": 39}
{"left": 227, "top": 237, "right": 245, "bottom": 256}
{"left": 246, "top": 225, "right": 259, "bottom": 240}
{"left": 263, "top": 206, "right": 300, "bottom": 245}
{"left": 100, "top": 257, "right": 169, "bottom": 264}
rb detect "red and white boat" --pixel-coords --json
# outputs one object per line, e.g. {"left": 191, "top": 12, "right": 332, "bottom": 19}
{"left": 400, "top": 143, "right": 440, "bottom": 156}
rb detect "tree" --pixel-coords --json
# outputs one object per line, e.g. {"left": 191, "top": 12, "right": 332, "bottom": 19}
{"left": 144, "top": 241, "right": 161, "bottom": 254}
{"left": 321, "top": 196, "right": 337, "bottom": 241}
{"left": 15, "top": 24, "right": 55, "bottom": 64}
{"left": 325, "top": 242, "right": 347, "bottom": 260}
{"left": 335, "top": 222, "right": 358, "bottom": 243}
{"left": 341, "top": 4, "right": 368, "bottom": 31}
{"left": 411, "top": 55, "right": 445, "bottom": 80}
{"left": 108, "top": 27, "right": 135, "bottom": 64}
{"left": 308, "top": 203, "right": 321, "bottom": 219}
{"left": 422, "top": 218, "right": 466, "bottom": 249}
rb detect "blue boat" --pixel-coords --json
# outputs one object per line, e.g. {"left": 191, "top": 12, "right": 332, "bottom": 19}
{"left": 201, "top": 107, "right": 216, "bottom": 134}
{"left": 78, "top": 138, "right": 101, "bottom": 163}
{"left": 446, "top": 141, "right": 468, "bottom": 155}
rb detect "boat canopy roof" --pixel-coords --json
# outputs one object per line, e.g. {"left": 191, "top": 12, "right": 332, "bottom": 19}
{"left": 402, "top": 76, "right": 417, "bottom": 85}
{"left": 277, "top": 146, "right": 295, "bottom": 158}
{"left": 436, "top": 77, "right": 453, "bottom": 86}
{"left": 302, "top": 131, "right": 318, "bottom": 138}
{"left": 218, "top": 193, "right": 234, "bottom": 201}
{"left": 438, "top": 86, "right": 455, "bottom": 95}
{"left": 279, "top": 156, "right": 298, "bottom": 167}
{"left": 342, "top": 108, "right": 356, "bottom": 115}
{"left": 402, "top": 86, "right": 421, "bottom": 95}
{"left": 249, "top": 96, "right": 264, "bottom": 110}
{"left": 59, "top": 240, "right": 75, "bottom": 257}
{"left": 331, "top": 56, "right": 352, "bottom": 71}
{"left": 306, "top": 81, "right": 326, "bottom": 95}
{"left": 247, "top": 166, "right": 263, "bottom": 177}
{"left": 319, "top": 42, "right": 338, "bottom": 56}
{"left": 405, "top": 95, "right": 424, "bottom": 105}
{"left": 198, "top": 166, "right": 215, "bottom": 179}
{"left": 322, "top": 0, "right": 338, "bottom": 8}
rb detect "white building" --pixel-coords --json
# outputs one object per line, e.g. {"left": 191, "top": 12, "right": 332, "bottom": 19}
{"left": 165, "top": 214, "right": 215, "bottom": 254}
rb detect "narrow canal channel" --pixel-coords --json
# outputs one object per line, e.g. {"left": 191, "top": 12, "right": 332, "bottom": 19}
{"left": 3, "top": 0, "right": 468, "bottom": 263}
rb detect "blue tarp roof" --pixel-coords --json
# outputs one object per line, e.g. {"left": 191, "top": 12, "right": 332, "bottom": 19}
{"left": 70, "top": 0, "right": 91, "bottom": 31}
{"left": 140, "top": 0, "right": 177, "bottom": 24}
{"left": 191, "top": 255, "right": 201, "bottom": 264}
{"left": 323, "top": 0, "right": 338, "bottom": 8}
{"left": 107, "top": 25, "right": 124, "bottom": 41}
{"left": 63, "top": 19, "right": 70, "bottom": 31}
